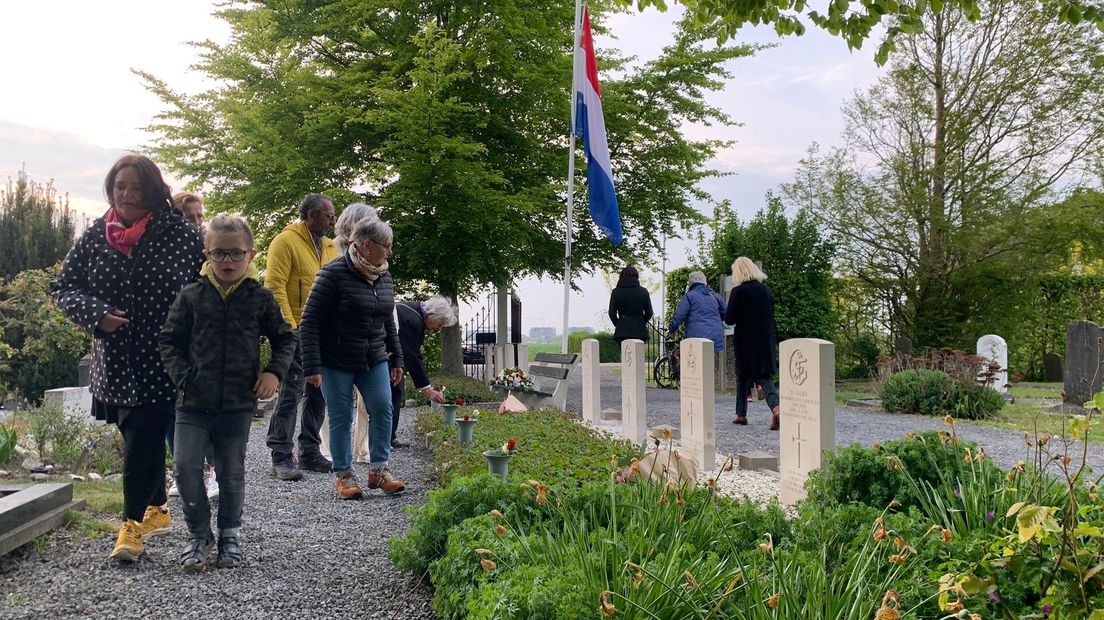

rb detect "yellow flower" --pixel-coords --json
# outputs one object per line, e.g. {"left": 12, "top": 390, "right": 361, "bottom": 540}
{"left": 682, "top": 570, "right": 699, "bottom": 590}
{"left": 941, "top": 528, "right": 953, "bottom": 543}
{"left": 888, "top": 499, "right": 901, "bottom": 509}
{"left": 905, "top": 432, "right": 915, "bottom": 441}
{"left": 963, "top": 448, "right": 973, "bottom": 464}
{"left": 722, "top": 456, "right": 735, "bottom": 472}
{"left": 767, "top": 594, "right": 779, "bottom": 609}
{"left": 888, "top": 553, "right": 906, "bottom": 565}
{"left": 894, "top": 536, "right": 907, "bottom": 551}
{"left": 970, "top": 614, "right": 982, "bottom": 620}
{"left": 944, "top": 415, "right": 955, "bottom": 426}
{"left": 489, "top": 509, "right": 504, "bottom": 520}
{"left": 875, "top": 590, "right": 901, "bottom": 620}
{"left": 872, "top": 442, "right": 881, "bottom": 451}
{"left": 942, "top": 598, "right": 964, "bottom": 613}
{"left": 1063, "top": 454, "right": 1072, "bottom": 467}
{"left": 632, "top": 571, "right": 645, "bottom": 587}
{"left": 974, "top": 448, "right": 986, "bottom": 463}
{"left": 480, "top": 558, "right": 496, "bottom": 572}
{"left": 760, "top": 533, "right": 773, "bottom": 554}
{"left": 663, "top": 427, "right": 672, "bottom": 440}
{"left": 536, "top": 492, "right": 548, "bottom": 506}
{"left": 1024, "top": 432, "right": 1032, "bottom": 447}
{"left": 494, "top": 524, "right": 507, "bottom": 537}
{"left": 527, "top": 479, "right": 541, "bottom": 487}
{"left": 599, "top": 591, "right": 617, "bottom": 617}
{"left": 873, "top": 518, "right": 888, "bottom": 541}
{"left": 706, "top": 477, "right": 717, "bottom": 489}
{"left": 1039, "top": 433, "right": 1050, "bottom": 446}
{"left": 475, "top": 548, "right": 492, "bottom": 556}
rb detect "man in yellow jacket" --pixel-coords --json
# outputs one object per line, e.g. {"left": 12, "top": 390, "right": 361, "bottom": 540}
{"left": 265, "top": 194, "right": 337, "bottom": 480}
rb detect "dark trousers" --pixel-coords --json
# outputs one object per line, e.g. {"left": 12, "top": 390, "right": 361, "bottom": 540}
{"left": 117, "top": 403, "right": 172, "bottom": 522}
{"left": 390, "top": 384, "right": 403, "bottom": 443}
{"left": 166, "top": 411, "right": 213, "bottom": 462}
{"left": 734, "top": 375, "right": 780, "bottom": 419}
{"left": 266, "top": 337, "right": 326, "bottom": 461}
{"left": 174, "top": 409, "right": 252, "bottom": 536}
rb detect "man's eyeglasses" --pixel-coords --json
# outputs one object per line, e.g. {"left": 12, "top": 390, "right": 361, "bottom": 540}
{"left": 208, "top": 249, "right": 250, "bottom": 263}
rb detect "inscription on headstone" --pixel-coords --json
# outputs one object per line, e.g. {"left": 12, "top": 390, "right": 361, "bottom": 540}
{"left": 679, "top": 338, "right": 716, "bottom": 471}
{"left": 976, "top": 334, "right": 1009, "bottom": 393}
{"left": 779, "top": 338, "right": 835, "bottom": 506}
{"left": 621, "top": 339, "right": 647, "bottom": 443}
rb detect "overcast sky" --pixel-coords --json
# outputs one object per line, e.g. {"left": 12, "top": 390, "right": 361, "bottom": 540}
{"left": 0, "top": 1, "right": 881, "bottom": 334}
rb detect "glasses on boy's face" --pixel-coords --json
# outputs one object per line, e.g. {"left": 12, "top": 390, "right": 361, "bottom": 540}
{"left": 208, "top": 249, "right": 249, "bottom": 263}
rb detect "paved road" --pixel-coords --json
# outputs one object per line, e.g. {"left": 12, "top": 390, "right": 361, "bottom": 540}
{"left": 562, "top": 364, "right": 1104, "bottom": 472}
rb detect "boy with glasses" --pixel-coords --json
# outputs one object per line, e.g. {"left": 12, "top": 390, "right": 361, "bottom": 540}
{"left": 159, "top": 214, "right": 296, "bottom": 572}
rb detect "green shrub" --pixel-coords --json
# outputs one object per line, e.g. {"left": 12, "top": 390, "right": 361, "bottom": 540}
{"left": 81, "top": 425, "right": 124, "bottom": 475}
{"left": 25, "top": 402, "right": 85, "bottom": 467}
{"left": 879, "top": 369, "right": 1003, "bottom": 418}
{"left": 0, "top": 421, "right": 17, "bottom": 466}
{"left": 566, "top": 331, "right": 619, "bottom": 362}
{"left": 405, "top": 372, "right": 499, "bottom": 406}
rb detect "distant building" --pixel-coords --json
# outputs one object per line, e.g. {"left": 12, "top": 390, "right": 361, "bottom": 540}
{"left": 568, "top": 326, "right": 594, "bottom": 335}
{"left": 529, "top": 327, "right": 556, "bottom": 343}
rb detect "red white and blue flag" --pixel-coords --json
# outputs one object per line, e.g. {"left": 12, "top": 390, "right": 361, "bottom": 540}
{"left": 574, "top": 7, "right": 623, "bottom": 246}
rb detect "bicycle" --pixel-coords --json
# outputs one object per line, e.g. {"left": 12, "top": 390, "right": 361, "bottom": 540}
{"left": 653, "top": 337, "right": 681, "bottom": 389}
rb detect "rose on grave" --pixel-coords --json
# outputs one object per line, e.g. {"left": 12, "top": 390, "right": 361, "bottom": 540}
{"left": 487, "top": 438, "right": 517, "bottom": 456}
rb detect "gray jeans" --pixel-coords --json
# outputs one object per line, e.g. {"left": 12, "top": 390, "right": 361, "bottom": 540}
{"left": 173, "top": 409, "right": 252, "bottom": 536}
{"left": 265, "top": 336, "right": 326, "bottom": 461}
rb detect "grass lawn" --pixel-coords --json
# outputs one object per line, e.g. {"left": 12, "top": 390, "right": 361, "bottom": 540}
{"left": 836, "top": 380, "right": 878, "bottom": 404}
{"left": 65, "top": 480, "right": 123, "bottom": 539}
{"left": 526, "top": 342, "right": 562, "bottom": 360}
{"left": 1009, "top": 382, "right": 1063, "bottom": 400}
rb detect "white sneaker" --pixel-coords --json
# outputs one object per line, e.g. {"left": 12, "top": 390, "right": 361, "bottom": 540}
{"left": 168, "top": 480, "right": 180, "bottom": 498}
{"left": 205, "top": 471, "right": 219, "bottom": 500}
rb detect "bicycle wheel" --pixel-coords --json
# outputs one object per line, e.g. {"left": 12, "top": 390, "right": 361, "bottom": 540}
{"left": 653, "top": 357, "right": 679, "bottom": 389}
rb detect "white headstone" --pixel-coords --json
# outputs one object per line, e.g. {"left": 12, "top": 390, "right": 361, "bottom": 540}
{"left": 515, "top": 343, "right": 529, "bottom": 373}
{"left": 621, "top": 339, "right": 647, "bottom": 443}
{"left": 43, "top": 386, "right": 93, "bottom": 426}
{"left": 679, "top": 338, "right": 716, "bottom": 470}
{"left": 483, "top": 345, "right": 495, "bottom": 382}
{"left": 581, "top": 339, "right": 601, "bottom": 423}
{"left": 976, "top": 334, "right": 1009, "bottom": 393}
{"left": 779, "top": 338, "right": 836, "bottom": 506}
{"left": 494, "top": 344, "right": 516, "bottom": 375}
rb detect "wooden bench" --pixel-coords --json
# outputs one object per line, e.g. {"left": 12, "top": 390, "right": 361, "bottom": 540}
{"left": 526, "top": 352, "right": 578, "bottom": 410}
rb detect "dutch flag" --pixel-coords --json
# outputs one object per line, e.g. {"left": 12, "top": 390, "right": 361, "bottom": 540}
{"left": 574, "top": 7, "right": 623, "bottom": 246}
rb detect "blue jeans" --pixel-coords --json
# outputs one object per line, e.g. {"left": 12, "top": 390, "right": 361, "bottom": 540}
{"left": 173, "top": 409, "right": 252, "bottom": 536}
{"left": 321, "top": 362, "right": 392, "bottom": 473}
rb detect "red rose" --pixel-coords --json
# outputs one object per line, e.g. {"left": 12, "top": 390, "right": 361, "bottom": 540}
{"left": 455, "top": 398, "right": 464, "bottom": 405}
{"left": 463, "top": 415, "right": 470, "bottom": 421}
{"left": 506, "top": 438, "right": 516, "bottom": 452}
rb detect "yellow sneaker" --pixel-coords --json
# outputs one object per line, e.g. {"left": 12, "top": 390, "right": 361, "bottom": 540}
{"left": 110, "top": 520, "right": 144, "bottom": 562}
{"left": 138, "top": 505, "right": 171, "bottom": 538}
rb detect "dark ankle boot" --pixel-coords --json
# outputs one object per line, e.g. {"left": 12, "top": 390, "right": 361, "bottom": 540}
{"left": 769, "top": 406, "right": 780, "bottom": 431}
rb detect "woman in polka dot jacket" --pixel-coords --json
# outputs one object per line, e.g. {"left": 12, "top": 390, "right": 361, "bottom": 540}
{"left": 51, "top": 154, "right": 203, "bottom": 562}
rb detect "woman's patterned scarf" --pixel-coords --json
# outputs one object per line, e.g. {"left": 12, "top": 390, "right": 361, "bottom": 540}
{"left": 104, "top": 208, "right": 153, "bottom": 256}
{"left": 348, "top": 243, "right": 388, "bottom": 283}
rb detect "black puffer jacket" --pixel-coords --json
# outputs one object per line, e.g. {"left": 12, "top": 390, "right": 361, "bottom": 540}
{"left": 159, "top": 277, "right": 297, "bottom": 413}
{"left": 608, "top": 274, "right": 654, "bottom": 342}
{"left": 299, "top": 253, "right": 403, "bottom": 376}
{"left": 51, "top": 207, "right": 203, "bottom": 407}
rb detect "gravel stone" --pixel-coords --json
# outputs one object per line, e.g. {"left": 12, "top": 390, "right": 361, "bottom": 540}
{"left": 0, "top": 409, "right": 436, "bottom": 619}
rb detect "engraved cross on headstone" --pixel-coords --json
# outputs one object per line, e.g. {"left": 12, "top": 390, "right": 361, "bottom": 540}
{"left": 792, "top": 422, "right": 808, "bottom": 469}
{"left": 687, "top": 400, "right": 695, "bottom": 436}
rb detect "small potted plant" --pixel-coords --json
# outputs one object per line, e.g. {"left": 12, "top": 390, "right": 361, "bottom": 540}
{"left": 457, "top": 410, "right": 479, "bottom": 447}
{"left": 483, "top": 438, "right": 516, "bottom": 480}
{"left": 440, "top": 385, "right": 464, "bottom": 426}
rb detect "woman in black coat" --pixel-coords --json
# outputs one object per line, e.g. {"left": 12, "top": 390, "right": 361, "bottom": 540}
{"left": 724, "top": 257, "right": 781, "bottom": 430}
{"left": 608, "top": 266, "right": 653, "bottom": 345}
{"left": 51, "top": 155, "right": 203, "bottom": 561}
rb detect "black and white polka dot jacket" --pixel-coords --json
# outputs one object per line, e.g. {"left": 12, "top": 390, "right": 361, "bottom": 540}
{"left": 51, "top": 207, "right": 204, "bottom": 407}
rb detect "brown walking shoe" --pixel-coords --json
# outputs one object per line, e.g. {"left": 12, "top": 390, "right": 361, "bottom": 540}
{"left": 335, "top": 471, "right": 364, "bottom": 500}
{"left": 732, "top": 416, "right": 748, "bottom": 425}
{"left": 366, "top": 467, "right": 406, "bottom": 495}
{"left": 769, "top": 406, "right": 780, "bottom": 431}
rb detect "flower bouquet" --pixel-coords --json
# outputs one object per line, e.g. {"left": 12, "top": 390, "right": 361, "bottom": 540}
{"left": 489, "top": 368, "right": 538, "bottom": 396}
{"left": 483, "top": 438, "right": 516, "bottom": 479}
{"left": 457, "top": 410, "right": 479, "bottom": 447}
{"left": 440, "top": 384, "right": 462, "bottom": 426}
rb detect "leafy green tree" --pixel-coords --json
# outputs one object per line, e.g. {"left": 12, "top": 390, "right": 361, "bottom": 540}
{"left": 784, "top": 1, "right": 1104, "bottom": 350}
{"left": 0, "top": 169, "right": 76, "bottom": 280}
{"left": 614, "top": 0, "right": 1104, "bottom": 64}
{"left": 0, "top": 266, "right": 91, "bottom": 403}
{"left": 702, "top": 194, "right": 835, "bottom": 343}
{"left": 141, "top": 1, "right": 753, "bottom": 371}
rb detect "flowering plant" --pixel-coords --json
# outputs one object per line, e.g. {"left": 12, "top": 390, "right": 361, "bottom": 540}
{"left": 486, "top": 438, "right": 517, "bottom": 456}
{"left": 440, "top": 384, "right": 465, "bottom": 406}
{"left": 490, "top": 367, "right": 537, "bottom": 392}
{"left": 460, "top": 410, "right": 480, "bottom": 422}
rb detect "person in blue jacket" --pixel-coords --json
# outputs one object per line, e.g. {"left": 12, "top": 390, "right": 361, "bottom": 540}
{"left": 667, "top": 271, "right": 727, "bottom": 351}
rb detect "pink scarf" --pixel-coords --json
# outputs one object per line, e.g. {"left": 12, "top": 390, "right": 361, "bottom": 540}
{"left": 104, "top": 208, "right": 153, "bottom": 256}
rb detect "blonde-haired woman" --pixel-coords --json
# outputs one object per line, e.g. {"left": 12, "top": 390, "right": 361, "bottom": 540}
{"left": 723, "top": 257, "right": 781, "bottom": 430}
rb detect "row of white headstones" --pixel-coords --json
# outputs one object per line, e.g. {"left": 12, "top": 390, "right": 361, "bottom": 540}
{"left": 578, "top": 337, "right": 834, "bottom": 506}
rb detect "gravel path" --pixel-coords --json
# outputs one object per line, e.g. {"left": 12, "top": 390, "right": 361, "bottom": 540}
{"left": 0, "top": 409, "right": 435, "bottom": 620}
{"left": 564, "top": 364, "right": 1104, "bottom": 472}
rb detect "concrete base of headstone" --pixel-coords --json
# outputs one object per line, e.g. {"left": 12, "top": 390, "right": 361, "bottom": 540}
{"left": 738, "top": 451, "right": 779, "bottom": 472}
{"left": 0, "top": 483, "right": 85, "bottom": 556}
{"left": 648, "top": 424, "right": 680, "bottom": 441}
{"left": 600, "top": 408, "right": 621, "bottom": 421}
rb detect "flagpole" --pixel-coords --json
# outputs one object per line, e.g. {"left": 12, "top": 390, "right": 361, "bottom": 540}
{"left": 562, "top": 0, "right": 583, "bottom": 355}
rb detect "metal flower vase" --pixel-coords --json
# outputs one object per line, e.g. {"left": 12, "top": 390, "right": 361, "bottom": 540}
{"left": 457, "top": 419, "right": 477, "bottom": 447}
{"left": 441, "top": 404, "right": 458, "bottom": 427}
{"left": 483, "top": 451, "right": 511, "bottom": 480}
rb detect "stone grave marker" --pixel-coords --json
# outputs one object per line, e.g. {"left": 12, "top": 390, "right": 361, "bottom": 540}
{"left": 581, "top": 339, "right": 601, "bottom": 424}
{"left": 779, "top": 338, "right": 836, "bottom": 506}
{"left": 679, "top": 338, "right": 716, "bottom": 471}
{"left": 1066, "top": 321, "right": 1104, "bottom": 406}
{"left": 894, "top": 335, "right": 913, "bottom": 361}
{"left": 621, "top": 339, "right": 647, "bottom": 443}
{"left": 976, "top": 334, "right": 1009, "bottom": 393}
{"left": 43, "top": 386, "right": 93, "bottom": 426}
{"left": 1043, "top": 353, "right": 1063, "bottom": 383}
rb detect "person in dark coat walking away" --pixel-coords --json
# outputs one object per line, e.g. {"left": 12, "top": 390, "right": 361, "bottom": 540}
{"left": 159, "top": 214, "right": 296, "bottom": 572}
{"left": 608, "top": 266, "right": 653, "bottom": 345}
{"left": 51, "top": 154, "right": 204, "bottom": 562}
{"left": 724, "top": 257, "right": 781, "bottom": 430}
{"left": 300, "top": 216, "right": 406, "bottom": 499}
{"left": 667, "top": 271, "right": 727, "bottom": 351}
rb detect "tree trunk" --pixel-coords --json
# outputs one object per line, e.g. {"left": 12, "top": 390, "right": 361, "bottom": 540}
{"left": 440, "top": 294, "right": 464, "bottom": 375}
